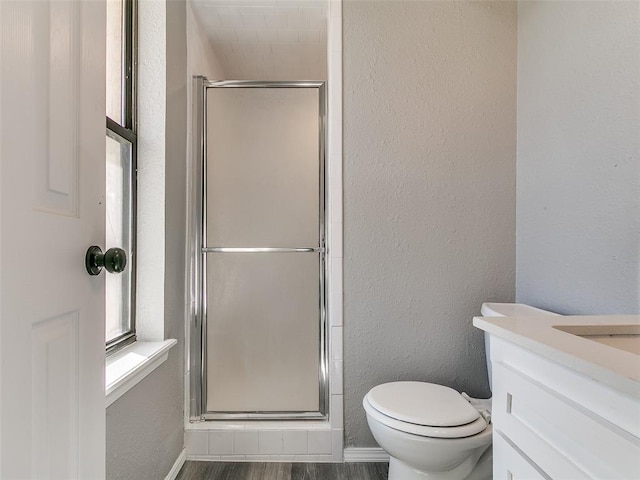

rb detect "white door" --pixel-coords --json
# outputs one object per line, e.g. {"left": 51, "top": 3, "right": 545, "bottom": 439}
{"left": 0, "top": 1, "right": 106, "bottom": 479}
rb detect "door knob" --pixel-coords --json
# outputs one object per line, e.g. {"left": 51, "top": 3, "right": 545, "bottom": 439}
{"left": 85, "top": 246, "right": 127, "bottom": 276}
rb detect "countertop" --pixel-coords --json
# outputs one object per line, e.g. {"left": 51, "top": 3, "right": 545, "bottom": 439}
{"left": 473, "top": 314, "right": 640, "bottom": 397}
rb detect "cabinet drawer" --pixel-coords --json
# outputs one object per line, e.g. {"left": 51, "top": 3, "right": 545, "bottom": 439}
{"left": 493, "top": 361, "right": 640, "bottom": 479}
{"left": 493, "top": 431, "right": 547, "bottom": 480}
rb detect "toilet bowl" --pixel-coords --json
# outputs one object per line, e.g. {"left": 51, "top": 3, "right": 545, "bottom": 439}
{"left": 363, "top": 303, "right": 559, "bottom": 480}
{"left": 364, "top": 381, "right": 493, "bottom": 480}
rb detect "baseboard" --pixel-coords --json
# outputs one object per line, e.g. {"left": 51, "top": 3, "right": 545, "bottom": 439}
{"left": 343, "top": 447, "right": 389, "bottom": 462}
{"left": 165, "top": 448, "right": 187, "bottom": 480}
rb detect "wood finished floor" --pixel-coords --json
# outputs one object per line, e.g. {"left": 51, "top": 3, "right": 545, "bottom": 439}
{"left": 176, "top": 462, "right": 389, "bottom": 480}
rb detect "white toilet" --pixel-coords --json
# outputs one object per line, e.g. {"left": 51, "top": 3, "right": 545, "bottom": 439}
{"left": 363, "top": 302, "right": 559, "bottom": 480}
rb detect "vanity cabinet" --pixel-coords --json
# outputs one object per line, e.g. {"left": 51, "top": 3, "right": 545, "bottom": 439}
{"left": 489, "top": 336, "right": 640, "bottom": 480}
{"left": 493, "top": 433, "right": 546, "bottom": 480}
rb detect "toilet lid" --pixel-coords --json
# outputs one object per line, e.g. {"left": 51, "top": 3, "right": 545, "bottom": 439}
{"left": 367, "top": 381, "right": 480, "bottom": 427}
{"left": 363, "top": 396, "right": 489, "bottom": 439}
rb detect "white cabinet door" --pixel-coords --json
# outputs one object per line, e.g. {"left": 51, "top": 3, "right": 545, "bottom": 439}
{"left": 0, "top": 1, "right": 106, "bottom": 478}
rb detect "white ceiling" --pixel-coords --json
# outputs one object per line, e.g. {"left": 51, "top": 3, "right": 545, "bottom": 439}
{"left": 190, "top": 0, "right": 328, "bottom": 80}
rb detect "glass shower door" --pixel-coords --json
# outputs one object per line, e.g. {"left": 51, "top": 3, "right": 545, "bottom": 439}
{"left": 203, "top": 84, "right": 326, "bottom": 417}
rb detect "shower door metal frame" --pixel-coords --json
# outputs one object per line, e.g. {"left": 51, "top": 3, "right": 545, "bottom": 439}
{"left": 188, "top": 77, "right": 328, "bottom": 421}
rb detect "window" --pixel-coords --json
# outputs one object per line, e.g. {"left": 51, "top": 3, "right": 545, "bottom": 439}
{"left": 106, "top": 0, "right": 137, "bottom": 352}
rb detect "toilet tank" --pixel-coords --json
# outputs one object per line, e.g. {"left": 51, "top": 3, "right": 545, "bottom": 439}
{"left": 480, "top": 303, "right": 559, "bottom": 389}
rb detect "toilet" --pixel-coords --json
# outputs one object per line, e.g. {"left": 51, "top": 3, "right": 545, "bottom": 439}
{"left": 363, "top": 303, "right": 559, "bottom": 480}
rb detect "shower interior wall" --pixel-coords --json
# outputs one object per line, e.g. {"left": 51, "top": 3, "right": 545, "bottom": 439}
{"left": 184, "top": 0, "right": 345, "bottom": 461}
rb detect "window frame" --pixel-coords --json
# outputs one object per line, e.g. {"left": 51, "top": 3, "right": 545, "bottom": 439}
{"left": 106, "top": 0, "right": 137, "bottom": 353}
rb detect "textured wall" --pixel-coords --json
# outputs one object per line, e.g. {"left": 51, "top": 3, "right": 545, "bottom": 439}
{"left": 135, "top": 0, "right": 167, "bottom": 340}
{"left": 343, "top": 1, "right": 517, "bottom": 447}
{"left": 516, "top": 1, "right": 640, "bottom": 314}
{"left": 186, "top": 0, "right": 225, "bottom": 80}
{"left": 106, "top": 1, "right": 187, "bottom": 478}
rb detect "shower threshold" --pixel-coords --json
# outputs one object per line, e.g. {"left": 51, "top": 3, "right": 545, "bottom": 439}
{"left": 198, "top": 411, "right": 328, "bottom": 422}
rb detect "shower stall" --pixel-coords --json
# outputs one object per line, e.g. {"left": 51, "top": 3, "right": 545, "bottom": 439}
{"left": 188, "top": 78, "right": 328, "bottom": 421}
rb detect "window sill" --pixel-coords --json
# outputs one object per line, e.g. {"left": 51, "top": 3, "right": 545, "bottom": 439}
{"left": 105, "top": 339, "right": 177, "bottom": 407}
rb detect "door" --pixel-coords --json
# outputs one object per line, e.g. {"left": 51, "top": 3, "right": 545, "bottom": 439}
{"left": 0, "top": 1, "right": 106, "bottom": 478}
{"left": 202, "top": 82, "right": 327, "bottom": 418}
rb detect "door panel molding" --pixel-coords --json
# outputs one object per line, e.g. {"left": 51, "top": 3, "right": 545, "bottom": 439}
{"left": 35, "top": 0, "right": 81, "bottom": 217}
{"left": 31, "top": 311, "right": 80, "bottom": 478}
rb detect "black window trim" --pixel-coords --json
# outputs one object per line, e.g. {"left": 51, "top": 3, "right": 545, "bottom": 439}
{"left": 106, "top": 0, "right": 137, "bottom": 354}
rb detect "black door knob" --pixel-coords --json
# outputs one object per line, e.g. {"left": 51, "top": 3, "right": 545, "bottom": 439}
{"left": 85, "top": 246, "right": 127, "bottom": 276}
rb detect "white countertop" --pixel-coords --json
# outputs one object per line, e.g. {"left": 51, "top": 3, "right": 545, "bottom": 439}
{"left": 473, "top": 315, "right": 640, "bottom": 397}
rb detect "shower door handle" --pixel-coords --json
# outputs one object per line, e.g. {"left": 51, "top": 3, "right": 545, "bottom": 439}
{"left": 202, "top": 247, "right": 325, "bottom": 253}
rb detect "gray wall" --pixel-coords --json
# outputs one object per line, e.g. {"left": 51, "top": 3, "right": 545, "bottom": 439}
{"left": 106, "top": 1, "right": 188, "bottom": 478}
{"left": 343, "top": 0, "right": 517, "bottom": 447}
{"left": 516, "top": 1, "right": 640, "bottom": 315}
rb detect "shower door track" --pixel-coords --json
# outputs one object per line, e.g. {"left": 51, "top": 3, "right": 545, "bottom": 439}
{"left": 189, "top": 78, "right": 328, "bottom": 422}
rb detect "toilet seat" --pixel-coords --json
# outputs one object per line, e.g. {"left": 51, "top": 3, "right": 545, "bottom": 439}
{"left": 363, "top": 382, "right": 490, "bottom": 439}
{"left": 367, "top": 382, "right": 481, "bottom": 426}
